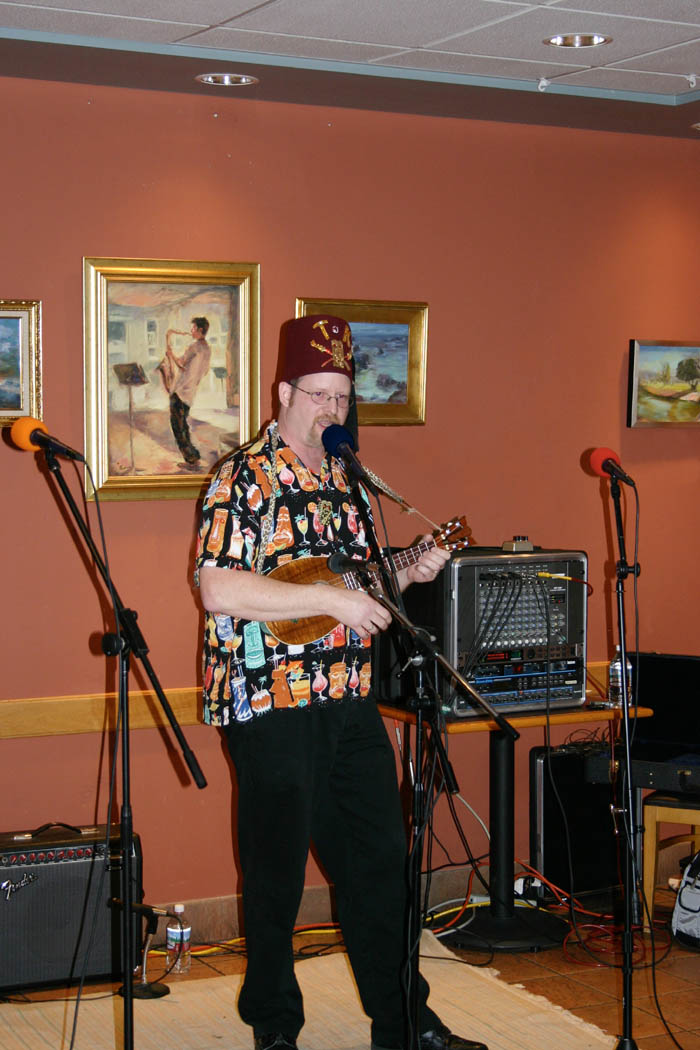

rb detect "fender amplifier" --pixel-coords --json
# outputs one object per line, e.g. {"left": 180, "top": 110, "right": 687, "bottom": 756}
{"left": 0, "top": 823, "right": 142, "bottom": 989}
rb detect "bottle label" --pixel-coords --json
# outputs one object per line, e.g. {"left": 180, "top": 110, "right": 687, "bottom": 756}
{"left": 166, "top": 924, "right": 191, "bottom": 950}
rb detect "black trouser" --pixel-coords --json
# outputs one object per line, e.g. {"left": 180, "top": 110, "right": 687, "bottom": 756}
{"left": 224, "top": 699, "right": 439, "bottom": 1047}
{"left": 169, "top": 392, "right": 199, "bottom": 461}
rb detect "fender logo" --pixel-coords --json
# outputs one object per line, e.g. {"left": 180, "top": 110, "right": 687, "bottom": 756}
{"left": 1, "top": 873, "right": 37, "bottom": 901}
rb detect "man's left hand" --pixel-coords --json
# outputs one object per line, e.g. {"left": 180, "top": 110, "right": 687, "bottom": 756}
{"left": 399, "top": 539, "right": 451, "bottom": 589}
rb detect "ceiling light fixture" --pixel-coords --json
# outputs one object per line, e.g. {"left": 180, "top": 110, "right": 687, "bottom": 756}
{"left": 195, "top": 72, "right": 259, "bottom": 87}
{"left": 544, "top": 33, "right": 612, "bottom": 48}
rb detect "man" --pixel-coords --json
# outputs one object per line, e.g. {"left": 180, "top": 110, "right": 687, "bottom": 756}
{"left": 166, "top": 316, "right": 211, "bottom": 465}
{"left": 195, "top": 315, "right": 488, "bottom": 1050}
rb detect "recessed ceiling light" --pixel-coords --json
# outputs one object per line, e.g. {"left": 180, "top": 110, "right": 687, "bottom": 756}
{"left": 195, "top": 72, "right": 259, "bottom": 87}
{"left": 544, "top": 33, "right": 612, "bottom": 48}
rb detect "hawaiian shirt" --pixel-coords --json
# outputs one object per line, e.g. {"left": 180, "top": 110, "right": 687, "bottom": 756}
{"left": 195, "top": 423, "right": 374, "bottom": 726}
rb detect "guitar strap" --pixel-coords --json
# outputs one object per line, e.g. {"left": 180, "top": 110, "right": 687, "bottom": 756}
{"left": 254, "top": 421, "right": 283, "bottom": 576}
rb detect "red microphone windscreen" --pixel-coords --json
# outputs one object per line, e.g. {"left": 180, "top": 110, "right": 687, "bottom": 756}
{"left": 10, "top": 416, "right": 48, "bottom": 452}
{"left": 590, "top": 446, "right": 621, "bottom": 478}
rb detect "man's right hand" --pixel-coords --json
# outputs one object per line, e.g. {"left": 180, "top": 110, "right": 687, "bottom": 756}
{"left": 327, "top": 586, "right": 392, "bottom": 640}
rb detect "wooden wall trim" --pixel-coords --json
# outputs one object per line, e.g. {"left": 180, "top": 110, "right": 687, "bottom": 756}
{"left": 0, "top": 687, "right": 201, "bottom": 739}
{"left": 0, "top": 663, "right": 609, "bottom": 740}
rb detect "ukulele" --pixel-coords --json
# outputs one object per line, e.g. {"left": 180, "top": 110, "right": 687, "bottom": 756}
{"left": 264, "top": 516, "right": 471, "bottom": 646}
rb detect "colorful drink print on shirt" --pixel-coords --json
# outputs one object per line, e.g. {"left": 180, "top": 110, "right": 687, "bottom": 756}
{"left": 243, "top": 620, "right": 266, "bottom": 669}
{"left": 329, "top": 661, "right": 349, "bottom": 699}
{"left": 272, "top": 506, "right": 295, "bottom": 551}
{"left": 331, "top": 459, "right": 347, "bottom": 492}
{"left": 245, "top": 483, "right": 263, "bottom": 513}
{"left": 214, "top": 614, "right": 235, "bottom": 649}
{"left": 250, "top": 458, "right": 273, "bottom": 498}
{"left": 294, "top": 461, "right": 317, "bottom": 492}
{"left": 359, "top": 663, "right": 372, "bottom": 697}
{"left": 250, "top": 683, "right": 272, "bottom": 714}
{"left": 207, "top": 507, "right": 228, "bottom": 556}
{"left": 227, "top": 516, "right": 244, "bottom": 560}
{"left": 295, "top": 512, "right": 311, "bottom": 545}
{"left": 214, "top": 473, "right": 233, "bottom": 503}
{"left": 270, "top": 663, "right": 296, "bottom": 708}
{"left": 231, "top": 674, "right": 253, "bottom": 722}
{"left": 312, "top": 661, "right": 329, "bottom": 702}
{"left": 289, "top": 673, "right": 311, "bottom": 707}
{"left": 278, "top": 460, "right": 300, "bottom": 494}
{"left": 330, "top": 622, "right": 347, "bottom": 648}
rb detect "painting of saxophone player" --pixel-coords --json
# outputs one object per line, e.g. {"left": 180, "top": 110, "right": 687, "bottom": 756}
{"left": 83, "top": 258, "right": 260, "bottom": 500}
{"left": 162, "top": 318, "right": 212, "bottom": 468}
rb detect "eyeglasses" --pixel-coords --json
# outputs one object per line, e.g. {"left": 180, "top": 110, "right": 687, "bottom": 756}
{"left": 290, "top": 383, "right": 355, "bottom": 408}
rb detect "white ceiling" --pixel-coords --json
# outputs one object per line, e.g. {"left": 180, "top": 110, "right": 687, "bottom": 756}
{"left": 2, "top": 0, "right": 700, "bottom": 137}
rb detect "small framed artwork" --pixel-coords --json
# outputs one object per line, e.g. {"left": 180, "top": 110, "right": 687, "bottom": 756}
{"left": 0, "top": 299, "right": 42, "bottom": 427}
{"left": 296, "top": 297, "right": 428, "bottom": 425}
{"left": 84, "top": 258, "right": 260, "bottom": 500}
{"left": 628, "top": 339, "right": 700, "bottom": 427}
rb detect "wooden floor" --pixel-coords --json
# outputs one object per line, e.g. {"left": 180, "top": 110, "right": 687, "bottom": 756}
{"left": 5, "top": 893, "right": 699, "bottom": 1050}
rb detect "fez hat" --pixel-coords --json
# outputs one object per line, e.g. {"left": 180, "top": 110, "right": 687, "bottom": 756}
{"left": 279, "top": 314, "right": 354, "bottom": 384}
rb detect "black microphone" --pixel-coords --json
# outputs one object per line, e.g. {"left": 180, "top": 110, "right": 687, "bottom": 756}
{"left": 10, "top": 416, "right": 84, "bottom": 462}
{"left": 326, "top": 552, "right": 378, "bottom": 575}
{"left": 589, "top": 446, "right": 635, "bottom": 487}
{"left": 111, "top": 898, "right": 177, "bottom": 919}
{"left": 322, "top": 424, "right": 372, "bottom": 486}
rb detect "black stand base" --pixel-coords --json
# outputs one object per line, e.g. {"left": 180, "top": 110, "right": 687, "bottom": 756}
{"left": 122, "top": 981, "right": 170, "bottom": 999}
{"left": 615, "top": 1040, "right": 638, "bottom": 1050}
{"left": 442, "top": 907, "right": 568, "bottom": 953}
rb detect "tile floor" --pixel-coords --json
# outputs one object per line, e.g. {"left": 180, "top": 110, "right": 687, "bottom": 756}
{"left": 444, "top": 891, "right": 700, "bottom": 1050}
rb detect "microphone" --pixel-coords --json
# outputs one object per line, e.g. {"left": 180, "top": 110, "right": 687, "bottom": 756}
{"left": 326, "top": 552, "right": 378, "bottom": 575}
{"left": 322, "top": 424, "right": 371, "bottom": 486}
{"left": 10, "top": 416, "right": 84, "bottom": 462}
{"left": 589, "top": 447, "right": 635, "bottom": 487}
{"left": 111, "top": 899, "right": 177, "bottom": 919}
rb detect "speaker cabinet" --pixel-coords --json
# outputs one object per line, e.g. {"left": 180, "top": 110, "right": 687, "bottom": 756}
{"left": 529, "top": 744, "right": 620, "bottom": 897}
{"left": 0, "top": 823, "right": 142, "bottom": 989}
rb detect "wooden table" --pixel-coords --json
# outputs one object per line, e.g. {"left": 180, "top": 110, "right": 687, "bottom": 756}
{"left": 378, "top": 701, "right": 653, "bottom": 951}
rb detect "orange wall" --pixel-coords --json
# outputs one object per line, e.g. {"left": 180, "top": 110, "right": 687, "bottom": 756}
{"left": 1, "top": 76, "right": 699, "bottom": 904}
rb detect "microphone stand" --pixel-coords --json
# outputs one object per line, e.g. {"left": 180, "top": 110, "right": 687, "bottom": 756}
{"left": 607, "top": 475, "right": 641, "bottom": 1050}
{"left": 39, "top": 449, "right": 207, "bottom": 1050}
{"left": 345, "top": 474, "right": 518, "bottom": 1050}
{"left": 366, "top": 585, "right": 519, "bottom": 1050}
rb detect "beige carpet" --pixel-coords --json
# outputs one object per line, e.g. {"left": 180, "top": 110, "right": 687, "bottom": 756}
{"left": 0, "top": 934, "right": 614, "bottom": 1050}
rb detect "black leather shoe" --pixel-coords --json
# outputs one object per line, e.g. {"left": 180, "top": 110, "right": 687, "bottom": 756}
{"left": 419, "top": 1025, "right": 488, "bottom": 1050}
{"left": 371, "top": 1025, "right": 488, "bottom": 1050}
{"left": 254, "top": 1035, "right": 298, "bottom": 1050}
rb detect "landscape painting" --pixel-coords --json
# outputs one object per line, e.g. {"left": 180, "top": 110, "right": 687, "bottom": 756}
{"left": 0, "top": 299, "right": 42, "bottom": 427}
{"left": 296, "top": 297, "right": 427, "bottom": 425}
{"left": 352, "top": 322, "right": 410, "bottom": 406}
{"left": 628, "top": 339, "right": 700, "bottom": 427}
{"left": 84, "top": 258, "right": 259, "bottom": 500}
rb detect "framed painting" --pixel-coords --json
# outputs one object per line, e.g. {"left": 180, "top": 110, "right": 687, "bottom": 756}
{"left": 296, "top": 297, "right": 428, "bottom": 425}
{"left": 84, "top": 258, "right": 260, "bottom": 500}
{"left": 0, "top": 299, "right": 42, "bottom": 427}
{"left": 628, "top": 339, "right": 700, "bottom": 427}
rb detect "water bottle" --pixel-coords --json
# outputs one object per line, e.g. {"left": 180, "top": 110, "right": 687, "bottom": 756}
{"left": 165, "top": 904, "right": 191, "bottom": 974}
{"left": 607, "top": 645, "right": 632, "bottom": 706}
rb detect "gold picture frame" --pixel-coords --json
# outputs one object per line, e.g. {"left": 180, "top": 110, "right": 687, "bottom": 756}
{"left": 627, "top": 338, "right": 700, "bottom": 427}
{"left": 0, "top": 299, "right": 42, "bottom": 427}
{"left": 84, "top": 257, "right": 260, "bottom": 500}
{"left": 296, "top": 297, "right": 427, "bottom": 425}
